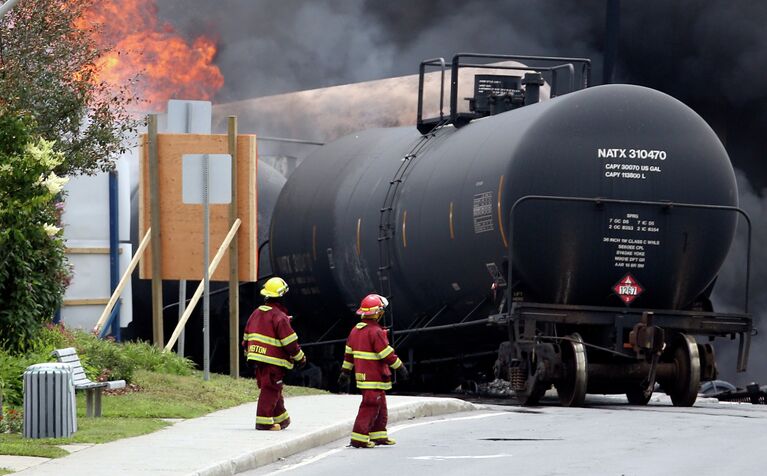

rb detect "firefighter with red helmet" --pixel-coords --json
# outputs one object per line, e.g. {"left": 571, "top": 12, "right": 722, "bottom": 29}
{"left": 242, "top": 277, "right": 306, "bottom": 430}
{"left": 338, "top": 293, "right": 409, "bottom": 448}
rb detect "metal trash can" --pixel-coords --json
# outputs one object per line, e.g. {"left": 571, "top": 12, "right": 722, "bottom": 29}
{"left": 23, "top": 363, "right": 77, "bottom": 438}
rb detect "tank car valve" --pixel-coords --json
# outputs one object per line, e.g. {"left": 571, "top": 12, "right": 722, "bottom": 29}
{"left": 629, "top": 312, "right": 666, "bottom": 396}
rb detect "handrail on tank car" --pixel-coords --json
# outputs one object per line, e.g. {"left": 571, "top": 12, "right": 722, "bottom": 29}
{"left": 416, "top": 53, "right": 591, "bottom": 134}
{"left": 449, "top": 53, "right": 591, "bottom": 125}
{"left": 452, "top": 63, "right": 576, "bottom": 97}
{"left": 416, "top": 57, "right": 447, "bottom": 126}
{"left": 549, "top": 63, "right": 576, "bottom": 96}
{"left": 505, "top": 195, "right": 753, "bottom": 314}
{"left": 450, "top": 53, "right": 592, "bottom": 88}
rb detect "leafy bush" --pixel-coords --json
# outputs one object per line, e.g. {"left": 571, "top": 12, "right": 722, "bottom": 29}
{"left": 0, "top": 350, "right": 25, "bottom": 407}
{"left": 53, "top": 326, "right": 194, "bottom": 382}
{"left": 0, "top": 112, "right": 70, "bottom": 354}
{"left": 64, "top": 332, "right": 193, "bottom": 382}
{"left": 0, "top": 325, "right": 67, "bottom": 406}
{"left": 0, "top": 407, "right": 23, "bottom": 434}
{"left": 121, "top": 341, "right": 194, "bottom": 376}
{"left": 0, "top": 348, "right": 54, "bottom": 407}
{"left": 72, "top": 335, "right": 134, "bottom": 382}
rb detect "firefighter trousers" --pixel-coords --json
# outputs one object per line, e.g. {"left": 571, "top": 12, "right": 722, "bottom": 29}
{"left": 351, "top": 390, "right": 388, "bottom": 445}
{"left": 254, "top": 363, "right": 290, "bottom": 429}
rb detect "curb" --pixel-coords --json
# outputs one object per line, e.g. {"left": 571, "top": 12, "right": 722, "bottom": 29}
{"left": 192, "top": 398, "right": 478, "bottom": 476}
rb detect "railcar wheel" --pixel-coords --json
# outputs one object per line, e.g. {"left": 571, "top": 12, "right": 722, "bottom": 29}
{"left": 516, "top": 352, "right": 548, "bottom": 406}
{"left": 626, "top": 386, "right": 652, "bottom": 405}
{"left": 667, "top": 333, "right": 701, "bottom": 407}
{"left": 520, "top": 376, "right": 547, "bottom": 406}
{"left": 556, "top": 333, "right": 588, "bottom": 407}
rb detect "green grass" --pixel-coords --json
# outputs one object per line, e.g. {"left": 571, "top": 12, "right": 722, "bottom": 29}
{"left": 108, "top": 370, "right": 261, "bottom": 418}
{"left": 0, "top": 468, "right": 12, "bottom": 475}
{"left": 0, "top": 435, "right": 71, "bottom": 458}
{"left": 101, "top": 370, "right": 323, "bottom": 418}
{"left": 0, "top": 417, "right": 169, "bottom": 458}
{"left": 0, "top": 369, "right": 325, "bottom": 458}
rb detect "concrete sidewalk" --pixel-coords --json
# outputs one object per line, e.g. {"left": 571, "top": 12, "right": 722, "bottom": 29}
{"left": 3, "top": 394, "right": 477, "bottom": 476}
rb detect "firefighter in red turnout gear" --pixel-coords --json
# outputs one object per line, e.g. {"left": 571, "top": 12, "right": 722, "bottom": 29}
{"left": 339, "top": 294, "right": 409, "bottom": 448}
{"left": 242, "top": 277, "right": 306, "bottom": 430}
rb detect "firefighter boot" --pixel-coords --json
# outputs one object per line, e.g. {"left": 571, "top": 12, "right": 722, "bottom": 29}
{"left": 350, "top": 440, "right": 375, "bottom": 449}
{"left": 372, "top": 438, "right": 397, "bottom": 446}
{"left": 256, "top": 423, "right": 282, "bottom": 431}
{"left": 279, "top": 417, "right": 291, "bottom": 430}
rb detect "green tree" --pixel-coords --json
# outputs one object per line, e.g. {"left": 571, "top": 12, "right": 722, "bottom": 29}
{"left": 1, "top": 0, "right": 138, "bottom": 351}
{"left": 0, "top": 0, "right": 138, "bottom": 176}
{"left": 0, "top": 111, "right": 69, "bottom": 352}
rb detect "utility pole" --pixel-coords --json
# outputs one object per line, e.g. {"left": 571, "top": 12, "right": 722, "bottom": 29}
{"left": 0, "top": 0, "right": 22, "bottom": 18}
{"left": 227, "top": 116, "right": 240, "bottom": 379}
{"left": 148, "top": 114, "right": 164, "bottom": 348}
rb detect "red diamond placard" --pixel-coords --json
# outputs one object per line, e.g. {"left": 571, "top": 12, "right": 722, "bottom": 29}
{"left": 613, "top": 273, "right": 644, "bottom": 305}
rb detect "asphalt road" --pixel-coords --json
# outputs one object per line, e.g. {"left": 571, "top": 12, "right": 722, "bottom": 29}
{"left": 245, "top": 394, "right": 767, "bottom": 476}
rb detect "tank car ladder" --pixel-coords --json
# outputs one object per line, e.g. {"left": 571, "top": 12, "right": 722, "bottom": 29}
{"left": 376, "top": 120, "right": 448, "bottom": 329}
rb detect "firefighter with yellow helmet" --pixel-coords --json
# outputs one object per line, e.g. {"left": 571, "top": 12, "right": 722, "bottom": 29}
{"left": 242, "top": 277, "right": 306, "bottom": 430}
{"left": 338, "top": 293, "right": 409, "bottom": 448}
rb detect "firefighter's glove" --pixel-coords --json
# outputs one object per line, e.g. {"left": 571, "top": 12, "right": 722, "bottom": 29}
{"left": 338, "top": 372, "right": 351, "bottom": 393}
{"left": 396, "top": 365, "right": 410, "bottom": 381}
{"left": 297, "top": 357, "right": 307, "bottom": 369}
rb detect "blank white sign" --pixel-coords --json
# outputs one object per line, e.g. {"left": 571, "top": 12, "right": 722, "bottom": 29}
{"left": 166, "top": 100, "right": 212, "bottom": 134}
{"left": 182, "top": 154, "right": 232, "bottom": 204}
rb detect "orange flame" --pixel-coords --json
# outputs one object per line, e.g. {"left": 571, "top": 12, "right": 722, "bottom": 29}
{"left": 77, "top": 0, "right": 224, "bottom": 109}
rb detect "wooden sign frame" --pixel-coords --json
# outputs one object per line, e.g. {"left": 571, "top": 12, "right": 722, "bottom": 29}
{"left": 139, "top": 133, "right": 258, "bottom": 282}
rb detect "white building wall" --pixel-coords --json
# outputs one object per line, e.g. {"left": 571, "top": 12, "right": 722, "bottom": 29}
{"left": 60, "top": 156, "right": 134, "bottom": 332}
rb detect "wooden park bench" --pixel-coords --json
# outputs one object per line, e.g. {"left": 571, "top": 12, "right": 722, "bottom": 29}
{"left": 52, "top": 347, "right": 126, "bottom": 417}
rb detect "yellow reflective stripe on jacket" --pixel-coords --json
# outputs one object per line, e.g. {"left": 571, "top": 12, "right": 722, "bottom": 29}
{"left": 390, "top": 358, "right": 403, "bottom": 369}
{"left": 355, "top": 322, "right": 368, "bottom": 329}
{"left": 244, "top": 332, "right": 282, "bottom": 347}
{"left": 369, "top": 431, "right": 387, "bottom": 439}
{"left": 292, "top": 349, "right": 305, "bottom": 361}
{"left": 352, "top": 347, "right": 395, "bottom": 361}
{"left": 356, "top": 380, "right": 392, "bottom": 390}
{"left": 247, "top": 353, "right": 294, "bottom": 369}
{"left": 258, "top": 305, "right": 272, "bottom": 311}
{"left": 281, "top": 333, "right": 298, "bottom": 346}
{"left": 244, "top": 332, "right": 299, "bottom": 348}
{"left": 353, "top": 350, "right": 381, "bottom": 360}
{"left": 273, "top": 411, "right": 290, "bottom": 423}
{"left": 345, "top": 345, "right": 353, "bottom": 353}
{"left": 342, "top": 361, "right": 353, "bottom": 370}
{"left": 256, "top": 415, "right": 274, "bottom": 424}
{"left": 351, "top": 432, "right": 369, "bottom": 442}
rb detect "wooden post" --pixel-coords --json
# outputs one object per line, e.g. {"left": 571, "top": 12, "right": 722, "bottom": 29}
{"left": 164, "top": 219, "right": 242, "bottom": 352}
{"left": 93, "top": 229, "right": 152, "bottom": 335}
{"left": 228, "top": 116, "right": 240, "bottom": 378}
{"left": 148, "top": 114, "right": 164, "bottom": 347}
